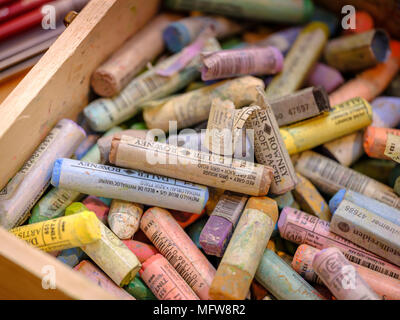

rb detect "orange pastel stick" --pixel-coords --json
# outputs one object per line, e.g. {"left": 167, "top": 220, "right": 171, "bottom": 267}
{"left": 363, "top": 127, "right": 400, "bottom": 159}
{"left": 342, "top": 11, "right": 374, "bottom": 35}
{"left": 329, "top": 40, "right": 400, "bottom": 106}
{"left": 170, "top": 208, "right": 206, "bottom": 229}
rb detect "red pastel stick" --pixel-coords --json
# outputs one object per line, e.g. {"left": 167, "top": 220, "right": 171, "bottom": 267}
{"left": 0, "top": 0, "right": 53, "bottom": 24}
{"left": 0, "top": 0, "right": 88, "bottom": 42}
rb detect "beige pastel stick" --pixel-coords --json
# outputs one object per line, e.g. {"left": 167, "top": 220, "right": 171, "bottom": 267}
{"left": 109, "top": 135, "right": 273, "bottom": 196}
{"left": 292, "top": 173, "right": 331, "bottom": 221}
{"left": 321, "top": 131, "right": 364, "bottom": 167}
{"left": 91, "top": 13, "right": 182, "bottom": 97}
{"left": 0, "top": 119, "right": 85, "bottom": 230}
{"left": 142, "top": 76, "right": 265, "bottom": 131}
{"left": 81, "top": 221, "right": 141, "bottom": 287}
{"left": 108, "top": 200, "right": 143, "bottom": 240}
{"left": 295, "top": 151, "right": 400, "bottom": 209}
{"left": 248, "top": 87, "right": 298, "bottom": 194}
{"left": 98, "top": 129, "right": 151, "bottom": 163}
{"left": 140, "top": 207, "right": 216, "bottom": 300}
{"left": 313, "top": 247, "right": 381, "bottom": 300}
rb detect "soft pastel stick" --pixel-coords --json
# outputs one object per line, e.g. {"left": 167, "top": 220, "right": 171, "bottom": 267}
{"left": 268, "top": 86, "right": 331, "bottom": 127}
{"left": 293, "top": 244, "right": 400, "bottom": 300}
{"left": 306, "top": 62, "right": 344, "bottom": 93}
{"left": 51, "top": 158, "right": 209, "bottom": 214}
{"left": 330, "top": 199, "right": 400, "bottom": 267}
{"left": 29, "top": 126, "right": 123, "bottom": 224}
{"left": 278, "top": 207, "right": 400, "bottom": 279}
{"left": 81, "top": 221, "right": 141, "bottom": 287}
{"left": 163, "top": 16, "right": 242, "bottom": 53}
{"left": 140, "top": 207, "right": 216, "bottom": 300}
{"left": 164, "top": 0, "right": 314, "bottom": 23}
{"left": 140, "top": 254, "right": 199, "bottom": 300}
{"left": 266, "top": 22, "right": 329, "bottom": 98}
{"left": 313, "top": 247, "right": 381, "bottom": 300}
{"left": 108, "top": 200, "right": 143, "bottom": 240}
{"left": 209, "top": 197, "right": 278, "bottom": 300}
{"left": 92, "top": 13, "right": 181, "bottom": 97}
{"left": 295, "top": 151, "right": 400, "bottom": 209}
{"left": 74, "top": 260, "right": 135, "bottom": 300}
{"left": 0, "top": 119, "right": 85, "bottom": 230}
{"left": 82, "top": 196, "right": 109, "bottom": 224}
{"left": 280, "top": 97, "right": 373, "bottom": 155}
{"left": 201, "top": 47, "right": 283, "bottom": 81}
{"left": 109, "top": 135, "right": 273, "bottom": 196}
{"left": 254, "top": 27, "right": 301, "bottom": 56}
{"left": 324, "top": 29, "right": 390, "bottom": 72}
{"left": 10, "top": 211, "right": 101, "bottom": 252}
{"left": 370, "top": 97, "right": 400, "bottom": 128}
{"left": 255, "top": 249, "right": 322, "bottom": 300}
{"left": 292, "top": 173, "right": 331, "bottom": 221}
{"left": 200, "top": 191, "right": 248, "bottom": 257}
{"left": 122, "top": 240, "right": 159, "bottom": 263}
{"left": 364, "top": 127, "right": 400, "bottom": 160}
{"left": 57, "top": 247, "right": 87, "bottom": 268}
{"left": 329, "top": 189, "right": 400, "bottom": 226}
{"left": 124, "top": 276, "right": 157, "bottom": 300}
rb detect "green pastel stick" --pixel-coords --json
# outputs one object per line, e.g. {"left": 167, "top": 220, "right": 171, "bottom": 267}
{"left": 164, "top": 0, "right": 314, "bottom": 24}
{"left": 255, "top": 249, "right": 323, "bottom": 300}
{"left": 124, "top": 276, "right": 157, "bottom": 300}
{"left": 65, "top": 202, "right": 89, "bottom": 216}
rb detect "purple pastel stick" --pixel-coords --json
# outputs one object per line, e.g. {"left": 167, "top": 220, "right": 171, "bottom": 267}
{"left": 199, "top": 191, "right": 248, "bottom": 257}
{"left": 306, "top": 62, "right": 344, "bottom": 93}
{"left": 371, "top": 97, "right": 400, "bottom": 128}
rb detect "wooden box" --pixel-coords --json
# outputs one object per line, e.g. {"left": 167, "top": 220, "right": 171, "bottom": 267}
{"left": 0, "top": 0, "right": 161, "bottom": 299}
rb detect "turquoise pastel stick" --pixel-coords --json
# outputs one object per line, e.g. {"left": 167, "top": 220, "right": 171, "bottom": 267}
{"left": 255, "top": 249, "right": 322, "bottom": 300}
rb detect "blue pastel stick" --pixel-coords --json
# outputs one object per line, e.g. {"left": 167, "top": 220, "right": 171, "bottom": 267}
{"left": 329, "top": 189, "right": 400, "bottom": 226}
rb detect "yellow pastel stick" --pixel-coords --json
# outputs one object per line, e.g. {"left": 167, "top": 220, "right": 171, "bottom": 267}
{"left": 10, "top": 211, "right": 101, "bottom": 252}
{"left": 280, "top": 97, "right": 373, "bottom": 155}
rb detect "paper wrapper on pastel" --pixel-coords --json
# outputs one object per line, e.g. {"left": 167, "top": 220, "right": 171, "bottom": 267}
{"left": 109, "top": 135, "right": 273, "bottom": 196}
{"left": 140, "top": 207, "right": 216, "bottom": 300}
{"left": 140, "top": 254, "right": 199, "bottom": 300}
{"left": 278, "top": 207, "right": 400, "bottom": 280}
{"left": 0, "top": 119, "right": 85, "bottom": 230}
{"left": 313, "top": 247, "right": 381, "bottom": 300}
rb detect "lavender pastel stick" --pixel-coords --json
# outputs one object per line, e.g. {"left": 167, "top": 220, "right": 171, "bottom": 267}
{"left": 199, "top": 191, "right": 248, "bottom": 257}
{"left": 201, "top": 47, "right": 283, "bottom": 81}
{"left": 306, "top": 62, "right": 344, "bottom": 93}
{"left": 254, "top": 27, "right": 302, "bottom": 56}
